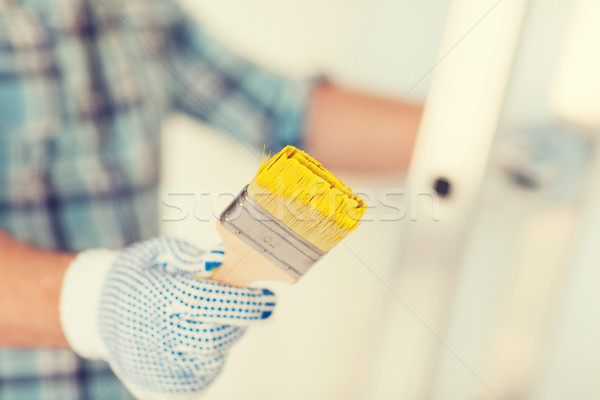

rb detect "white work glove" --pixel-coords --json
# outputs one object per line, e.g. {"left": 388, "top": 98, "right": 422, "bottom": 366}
{"left": 60, "top": 237, "right": 276, "bottom": 400}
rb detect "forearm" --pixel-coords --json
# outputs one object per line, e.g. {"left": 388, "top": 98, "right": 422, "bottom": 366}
{"left": 305, "top": 84, "right": 423, "bottom": 172}
{"left": 0, "top": 230, "right": 74, "bottom": 347}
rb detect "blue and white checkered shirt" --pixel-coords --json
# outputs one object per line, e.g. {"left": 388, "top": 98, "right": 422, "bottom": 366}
{"left": 0, "top": 0, "right": 311, "bottom": 398}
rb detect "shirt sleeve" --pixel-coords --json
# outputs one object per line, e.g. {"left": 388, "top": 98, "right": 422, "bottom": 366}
{"left": 163, "top": 8, "right": 314, "bottom": 152}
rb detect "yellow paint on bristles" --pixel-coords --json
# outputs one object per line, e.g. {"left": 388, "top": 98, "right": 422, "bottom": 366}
{"left": 247, "top": 145, "right": 367, "bottom": 252}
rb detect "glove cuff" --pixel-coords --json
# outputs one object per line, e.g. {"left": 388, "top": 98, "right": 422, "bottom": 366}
{"left": 60, "top": 249, "right": 118, "bottom": 360}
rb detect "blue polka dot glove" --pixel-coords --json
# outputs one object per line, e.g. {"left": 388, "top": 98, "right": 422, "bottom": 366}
{"left": 60, "top": 237, "right": 276, "bottom": 400}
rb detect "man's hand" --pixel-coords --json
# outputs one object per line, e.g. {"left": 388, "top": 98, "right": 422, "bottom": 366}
{"left": 306, "top": 84, "right": 423, "bottom": 172}
{"left": 60, "top": 237, "right": 276, "bottom": 399}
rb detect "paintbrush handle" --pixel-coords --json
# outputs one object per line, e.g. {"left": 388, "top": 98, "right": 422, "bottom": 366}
{"left": 211, "top": 221, "right": 296, "bottom": 287}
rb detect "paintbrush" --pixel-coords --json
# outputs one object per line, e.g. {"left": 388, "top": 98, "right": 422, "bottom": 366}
{"left": 211, "top": 145, "right": 367, "bottom": 286}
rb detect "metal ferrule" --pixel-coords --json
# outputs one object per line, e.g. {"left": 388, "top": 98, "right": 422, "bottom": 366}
{"left": 219, "top": 186, "right": 325, "bottom": 279}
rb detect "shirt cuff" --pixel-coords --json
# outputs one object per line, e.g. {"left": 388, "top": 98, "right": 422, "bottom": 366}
{"left": 60, "top": 249, "right": 118, "bottom": 360}
{"left": 267, "top": 75, "right": 325, "bottom": 152}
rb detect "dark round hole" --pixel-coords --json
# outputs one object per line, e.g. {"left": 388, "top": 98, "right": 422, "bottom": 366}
{"left": 433, "top": 177, "right": 452, "bottom": 198}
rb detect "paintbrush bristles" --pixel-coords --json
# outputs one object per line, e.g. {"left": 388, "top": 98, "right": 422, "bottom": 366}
{"left": 247, "top": 146, "right": 367, "bottom": 252}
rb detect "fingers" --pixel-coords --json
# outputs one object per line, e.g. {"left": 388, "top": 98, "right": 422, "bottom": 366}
{"left": 121, "top": 237, "right": 225, "bottom": 276}
{"left": 203, "top": 249, "right": 224, "bottom": 272}
{"left": 168, "top": 278, "right": 277, "bottom": 326}
{"left": 154, "top": 238, "right": 212, "bottom": 274}
{"left": 116, "top": 237, "right": 277, "bottom": 325}
{"left": 167, "top": 321, "right": 247, "bottom": 357}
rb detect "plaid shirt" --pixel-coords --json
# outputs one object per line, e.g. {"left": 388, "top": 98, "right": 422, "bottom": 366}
{"left": 0, "top": 0, "right": 311, "bottom": 398}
